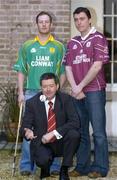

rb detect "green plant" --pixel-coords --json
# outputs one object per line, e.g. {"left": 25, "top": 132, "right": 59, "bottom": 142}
{"left": 0, "top": 82, "right": 20, "bottom": 140}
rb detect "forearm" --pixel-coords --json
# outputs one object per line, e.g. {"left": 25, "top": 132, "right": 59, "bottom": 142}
{"left": 65, "top": 66, "right": 85, "bottom": 98}
{"left": 17, "top": 72, "right": 25, "bottom": 104}
{"left": 59, "top": 73, "right": 66, "bottom": 88}
{"left": 79, "top": 61, "right": 102, "bottom": 89}
{"left": 18, "top": 72, "right": 25, "bottom": 95}
{"left": 65, "top": 66, "right": 76, "bottom": 88}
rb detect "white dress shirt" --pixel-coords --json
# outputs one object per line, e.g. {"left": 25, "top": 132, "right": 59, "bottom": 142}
{"left": 44, "top": 96, "right": 62, "bottom": 139}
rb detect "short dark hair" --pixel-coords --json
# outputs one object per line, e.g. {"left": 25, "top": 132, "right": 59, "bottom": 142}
{"left": 73, "top": 7, "right": 91, "bottom": 19}
{"left": 36, "top": 11, "right": 52, "bottom": 24}
{"left": 40, "top": 73, "right": 59, "bottom": 86}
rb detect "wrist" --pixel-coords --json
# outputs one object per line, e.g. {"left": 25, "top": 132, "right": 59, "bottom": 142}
{"left": 71, "top": 83, "right": 77, "bottom": 89}
{"left": 18, "top": 91, "right": 24, "bottom": 96}
{"left": 53, "top": 130, "right": 62, "bottom": 139}
{"left": 78, "top": 83, "right": 84, "bottom": 90}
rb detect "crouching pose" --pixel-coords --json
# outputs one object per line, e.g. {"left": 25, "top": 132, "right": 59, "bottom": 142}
{"left": 20, "top": 72, "right": 80, "bottom": 180}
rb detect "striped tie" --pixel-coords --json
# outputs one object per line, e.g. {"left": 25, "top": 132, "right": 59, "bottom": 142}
{"left": 47, "top": 101, "right": 56, "bottom": 132}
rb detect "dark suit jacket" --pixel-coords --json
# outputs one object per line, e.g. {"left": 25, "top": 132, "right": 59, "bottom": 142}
{"left": 20, "top": 91, "right": 80, "bottom": 160}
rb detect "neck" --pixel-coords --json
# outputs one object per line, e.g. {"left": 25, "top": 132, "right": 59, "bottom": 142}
{"left": 47, "top": 95, "right": 55, "bottom": 102}
{"left": 38, "top": 33, "right": 50, "bottom": 43}
{"left": 81, "top": 26, "right": 91, "bottom": 37}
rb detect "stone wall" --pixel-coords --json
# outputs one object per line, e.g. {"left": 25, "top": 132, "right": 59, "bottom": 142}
{"left": 0, "top": 0, "right": 71, "bottom": 83}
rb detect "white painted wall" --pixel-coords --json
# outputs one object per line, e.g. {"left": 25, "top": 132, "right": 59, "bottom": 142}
{"left": 106, "top": 92, "right": 117, "bottom": 137}
{"left": 71, "top": 0, "right": 103, "bottom": 37}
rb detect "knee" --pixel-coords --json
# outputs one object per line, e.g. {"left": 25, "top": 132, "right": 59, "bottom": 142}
{"left": 35, "top": 154, "right": 50, "bottom": 167}
{"left": 65, "top": 130, "right": 80, "bottom": 141}
{"left": 93, "top": 134, "right": 107, "bottom": 146}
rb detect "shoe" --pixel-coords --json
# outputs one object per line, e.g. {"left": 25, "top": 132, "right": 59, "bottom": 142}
{"left": 88, "top": 171, "right": 104, "bottom": 178}
{"left": 69, "top": 169, "right": 82, "bottom": 177}
{"left": 40, "top": 167, "right": 50, "bottom": 179}
{"left": 20, "top": 171, "right": 31, "bottom": 176}
{"left": 50, "top": 170, "right": 59, "bottom": 177}
{"left": 59, "top": 166, "right": 70, "bottom": 180}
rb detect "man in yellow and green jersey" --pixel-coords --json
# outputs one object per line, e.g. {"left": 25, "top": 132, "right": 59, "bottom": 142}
{"left": 14, "top": 35, "right": 65, "bottom": 90}
{"left": 13, "top": 11, "right": 66, "bottom": 176}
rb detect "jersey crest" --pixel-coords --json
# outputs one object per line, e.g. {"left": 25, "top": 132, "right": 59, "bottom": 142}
{"left": 49, "top": 47, "right": 55, "bottom": 53}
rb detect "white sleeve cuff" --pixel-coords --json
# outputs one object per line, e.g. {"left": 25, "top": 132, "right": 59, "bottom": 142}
{"left": 53, "top": 130, "right": 62, "bottom": 139}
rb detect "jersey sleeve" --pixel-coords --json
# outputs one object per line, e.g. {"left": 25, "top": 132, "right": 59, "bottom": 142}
{"left": 62, "top": 42, "right": 72, "bottom": 66}
{"left": 13, "top": 45, "right": 28, "bottom": 75}
{"left": 93, "top": 35, "right": 109, "bottom": 64}
{"left": 60, "top": 45, "right": 66, "bottom": 74}
{"left": 56, "top": 44, "right": 65, "bottom": 75}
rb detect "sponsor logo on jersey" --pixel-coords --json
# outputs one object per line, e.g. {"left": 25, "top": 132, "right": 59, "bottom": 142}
{"left": 80, "top": 49, "right": 83, "bottom": 54}
{"left": 31, "top": 61, "right": 53, "bottom": 67}
{"left": 49, "top": 47, "right": 55, "bottom": 53}
{"left": 73, "top": 44, "right": 77, "bottom": 49}
{"left": 73, "top": 54, "right": 90, "bottom": 64}
{"left": 86, "top": 41, "right": 91, "bottom": 47}
{"left": 36, "top": 56, "right": 49, "bottom": 61}
{"left": 40, "top": 46, "right": 46, "bottom": 49}
{"left": 31, "top": 55, "right": 53, "bottom": 67}
{"left": 30, "top": 48, "right": 36, "bottom": 53}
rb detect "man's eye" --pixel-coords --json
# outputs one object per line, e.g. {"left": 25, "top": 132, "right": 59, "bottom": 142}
{"left": 50, "top": 85, "right": 54, "bottom": 88}
{"left": 38, "top": 21, "right": 49, "bottom": 24}
{"left": 80, "top": 17, "right": 85, "bottom": 21}
{"left": 74, "top": 18, "right": 78, "bottom": 22}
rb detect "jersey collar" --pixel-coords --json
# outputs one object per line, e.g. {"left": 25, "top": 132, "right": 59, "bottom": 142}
{"left": 81, "top": 26, "right": 96, "bottom": 40}
{"left": 34, "top": 34, "right": 54, "bottom": 45}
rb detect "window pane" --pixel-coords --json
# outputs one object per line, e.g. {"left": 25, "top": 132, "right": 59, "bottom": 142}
{"left": 114, "top": 17, "right": 117, "bottom": 38}
{"left": 114, "top": 63, "right": 117, "bottom": 83}
{"left": 104, "top": 0, "right": 117, "bottom": 14}
{"left": 108, "top": 40, "right": 112, "bottom": 59}
{"left": 104, "top": 0, "right": 117, "bottom": 85}
{"left": 114, "top": 0, "right": 117, "bottom": 14}
{"left": 104, "top": 0, "right": 112, "bottom": 14}
{"left": 114, "top": 41, "right": 117, "bottom": 60}
{"left": 104, "top": 17, "right": 112, "bottom": 38}
{"left": 104, "top": 63, "right": 111, "bottom": 83}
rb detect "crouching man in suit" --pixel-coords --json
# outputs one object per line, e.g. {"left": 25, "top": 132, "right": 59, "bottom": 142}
{"left": 20, "top": 72, "right": 80, "bottom": 180}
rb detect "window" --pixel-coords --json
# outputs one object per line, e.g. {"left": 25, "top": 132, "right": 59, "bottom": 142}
{"left": 104, "top": 0, "right": 117, "bottom": 90}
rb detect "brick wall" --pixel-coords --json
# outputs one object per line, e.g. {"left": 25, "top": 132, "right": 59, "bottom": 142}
{"left": 0, "top": 0, "right": 71, "bottom": 83}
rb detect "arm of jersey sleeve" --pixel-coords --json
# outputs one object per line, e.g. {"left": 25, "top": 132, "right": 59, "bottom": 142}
{"left": 13, "top": 46, "right": 28, "bottom": 75}
{"left": 94, "top": 34, "right": 109, "bottom": 64}
{"left": 59, "top": 44, "right": 66, "bottom": 75}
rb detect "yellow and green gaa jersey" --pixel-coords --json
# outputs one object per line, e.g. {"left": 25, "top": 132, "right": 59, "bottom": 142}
{"left": 13, "top": 35, "right": 65, "bottom": 90}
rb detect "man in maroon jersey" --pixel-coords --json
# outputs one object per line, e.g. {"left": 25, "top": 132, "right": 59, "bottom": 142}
{"left": 63, "top": 7, "right": 109, "bottom": 178}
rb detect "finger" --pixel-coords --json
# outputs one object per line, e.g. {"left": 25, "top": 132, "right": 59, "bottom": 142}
{"left": 24, "top": 128, "right": 28, "bottom": 131}
{"left": 42, "top": 137, "right": 46, "bottom": 144}
{"left": 33, "top": 136, "right": 37, "bottom": 139}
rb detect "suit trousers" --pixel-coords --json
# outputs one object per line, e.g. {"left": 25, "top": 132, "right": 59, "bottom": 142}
{"left": 34, "top": 129, "right": 80, "bottom": 168}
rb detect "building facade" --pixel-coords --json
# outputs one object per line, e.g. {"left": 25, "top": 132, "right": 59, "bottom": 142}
{"left": 0, "top": 0, "right": 117, "bottom": 147}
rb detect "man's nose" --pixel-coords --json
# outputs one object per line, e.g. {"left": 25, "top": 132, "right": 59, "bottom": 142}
{"left": 77, "top": 20, "right": 80, "bottom": 25}
{"left": 47, "top": 86, "right": 51, "bottom": 91}
{"left": 42, "top": 21, "right": 46, "bottom": 25}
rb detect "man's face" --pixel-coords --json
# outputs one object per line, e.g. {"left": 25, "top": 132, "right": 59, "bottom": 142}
{"left": 74, "top": 12, "right": 91, "bottom": 35}
{"left": 41, "top": 79, "right": 59, "bottom": 100}
{"left": 37, "top": 15, "right": 52, "bottom": 34}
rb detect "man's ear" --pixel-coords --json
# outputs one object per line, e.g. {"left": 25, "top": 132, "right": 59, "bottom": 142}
{"left": 50, "top": 22, "right": 53, "bottom": 29}
{"left": 89, "top": 18, "right": 91, "bottom": 25}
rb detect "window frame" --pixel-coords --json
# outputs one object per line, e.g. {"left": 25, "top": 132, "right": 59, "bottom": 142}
{"left": 104, "top": 1, "right": 117, "bottom": 92}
